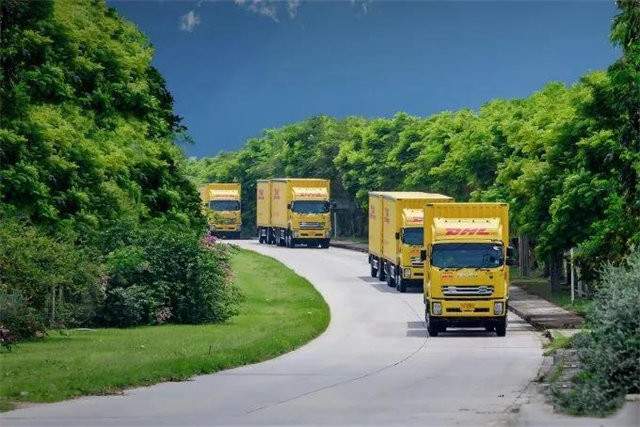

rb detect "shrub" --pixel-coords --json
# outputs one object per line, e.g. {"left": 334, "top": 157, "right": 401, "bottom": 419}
{"left": 96, "top": 223, "right": 241, "bottom": 327}
{"left": 0, "top": 288, "right": 45, "bottom": 342}
{"left": 554, "top": 249, "right": 640, "bottom": 415}
{"left": 0, "top": 218, "right": 103, "bottom": 331}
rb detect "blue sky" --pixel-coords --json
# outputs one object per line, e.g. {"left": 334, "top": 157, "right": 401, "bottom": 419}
{"left": 110, "top": 1, "right": 619, "bottom": 158}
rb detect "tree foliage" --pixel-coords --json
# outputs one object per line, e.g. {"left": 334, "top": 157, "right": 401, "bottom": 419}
{"left": 0, "top": 0, "right": 238, "bottom": 336}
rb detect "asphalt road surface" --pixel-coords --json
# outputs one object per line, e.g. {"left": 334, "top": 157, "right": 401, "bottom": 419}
{"left": 3, "top": 241, "right": 546, "bottom": 426}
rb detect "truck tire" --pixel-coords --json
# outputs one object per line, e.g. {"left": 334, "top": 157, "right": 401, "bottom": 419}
{"left": 370, "top": 263, "right": 378, "bottom": 278}
{"left": 320, "top": 239, "right": 330, "bottom": 249}
{"left": 495, "top": 317, "right": 507, "bottom": 337}
{"left": 396, "top": 273, "right": 407, "bottom": 293}
{"left": 386, "top": 267, "right": 396, "bottom": 287}
{"left": 425, "top": 309, "right": 440, "bottom": 337}
{"left": 378, "top": 261, "right": 386, "bottom": 281}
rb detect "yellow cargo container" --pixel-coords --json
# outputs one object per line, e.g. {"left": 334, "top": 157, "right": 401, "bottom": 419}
{"left": 367, "top": 192, "right": 452, "bottom": 292}
{"left": 256, "top": 180, "right": 271, "bottom": 228}
{"left": 256, "top": 178, "right": 332, "bottom": 248}
{"left": 422, "top": 202, "right": 514, "bottom": 337}
{"left": 368, "top": 192, "right": 384, "bottom": 259}
{"left": 199, "top": 183, "right": 242, "bottom": 238}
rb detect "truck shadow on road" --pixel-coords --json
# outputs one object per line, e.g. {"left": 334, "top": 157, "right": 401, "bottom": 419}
{"left": 357, "top": 276, "right": 423, "bottom": 294}
{"left": 407, "top": 320, "right": 499, "bottom": 338}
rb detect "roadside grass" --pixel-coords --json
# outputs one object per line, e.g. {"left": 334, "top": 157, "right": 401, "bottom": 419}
{"left": 0, "top": 248, "right": 330, "bottom": 410}
{"left": 543, "top": 330, "right": 578, "bottom": 356}
{"left": 511, "top": 274, "right": 591, "bottom": 317}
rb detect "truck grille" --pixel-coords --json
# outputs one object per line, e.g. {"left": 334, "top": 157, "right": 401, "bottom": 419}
{"left": 442, "top": 285, "right": 494, "bottom": 296}
{"left": 411, "top": 257, "right": 423, "bottom": 266}
{"left": 299, "top": 222, "right": 324, "bottom": 229}
{"left": 221, "top": 218, "right": 236, "bottom": 224}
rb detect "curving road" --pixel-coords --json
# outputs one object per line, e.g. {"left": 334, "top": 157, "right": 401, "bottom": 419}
{"left": 3, "top": 241, "right": 545, "bottom": 426}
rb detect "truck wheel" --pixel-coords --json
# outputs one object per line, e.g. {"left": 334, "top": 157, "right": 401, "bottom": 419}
{"left": 378, "top": 262, "right": 386, "bottom": 281}
{"left": 386, "top": 268, "right": 396, "bottom": 287}
{"left": 320, "top": 239, "right": 330, "bottom": 249}
{"left": 396, "top": 274, "right": 407, "bottom": 293}
{"left": 495, "top": 317, "right": 507, "bottom": 337}
{"left": 425, "top": 310, "right": 440, "bottom": 337}
{"left": 370, "top": 263, "right": 378, "bottom": 278}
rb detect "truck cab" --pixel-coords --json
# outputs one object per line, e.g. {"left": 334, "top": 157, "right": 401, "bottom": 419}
{"left": 257, "top": 179, "right": 332, "bottom": 248}
{"left": 199, "top": 183, "right": 242, "bottom": 239}
{"left": 423, "top": 203, "right": 513, "bottom": 336}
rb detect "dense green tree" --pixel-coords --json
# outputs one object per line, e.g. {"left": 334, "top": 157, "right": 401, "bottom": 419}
{"left": 0, "top": 0, "right": 203, "bottom": 233}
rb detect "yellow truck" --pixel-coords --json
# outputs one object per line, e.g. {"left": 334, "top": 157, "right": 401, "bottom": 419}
{"left": 199, "top": 183, "right": 242, "bottom": 238}
{"left": 422, "top": 203, "right": 515, "bottom": 336}
{"left": 368, "top": 192, "right": 453, "bottom": 292}
{"left": 257, "top": 178, "right": 333, "bottom": 248}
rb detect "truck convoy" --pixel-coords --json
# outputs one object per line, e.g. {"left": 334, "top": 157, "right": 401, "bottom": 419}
{"left": 422, "top": 203, "right": 514, "bottom": 337}
{"left": 257, "top": 178, "right": 333, "bottom": 248}
{"left": 199, "top": 183, "right": 242, "bottom": 238}
{"left": 368, "top": 192, "right": 453, "bottom": 292}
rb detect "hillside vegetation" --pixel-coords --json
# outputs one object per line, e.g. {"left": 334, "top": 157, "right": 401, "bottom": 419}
{"left": 0, "top": 0, "right": 240, "bottom": 342}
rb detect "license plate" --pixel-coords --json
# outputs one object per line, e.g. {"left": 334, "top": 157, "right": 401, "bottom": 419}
{"left": 460, "top": 302, "right": 474, "bottom": 311}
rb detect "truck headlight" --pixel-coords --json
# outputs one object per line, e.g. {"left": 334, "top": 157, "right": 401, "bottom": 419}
{"left": 432, "top": 302, "right": 442, "bottom": 315}
{"left": 326, "top": 230, "right": 331, "bottom": 238}
{"left": 494, "top": 302, "right": 504, "bottom": 315}
{"left": 403, "top": 268, "right": 411, "bottom": 279}
{"left": 293, "top": 231, "right": 299, "bottom": 238}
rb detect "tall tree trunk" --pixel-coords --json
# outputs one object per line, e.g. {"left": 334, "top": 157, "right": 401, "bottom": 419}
{"left": 518, "top": 236, "right": 530, "bottom": 276}
{"left": 549, "top": 251, "right": 564, "bottom": 293}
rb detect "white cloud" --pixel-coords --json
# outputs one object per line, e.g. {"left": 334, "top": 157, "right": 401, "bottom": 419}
{"left": 179, "top": 10, "right": 201, "bottom": 32}
{"left": 233, "top": 0, "right": 300, "bottom": 23}
{"left": 287, "top": 0, "right": 300, "bottom": 18}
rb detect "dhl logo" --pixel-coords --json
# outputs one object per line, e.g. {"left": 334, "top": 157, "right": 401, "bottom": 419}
{"left": 445, "top": 228, "right": 490, "bottom": 235}
{"left": 274, "top": 188, "right": 280, "bottom": 199}
{"left": 258, "top": 189, "right": 264, "bottom": 200}
{"left": 384, "top": 207, "right": 390, "bottom": 223}
{"left": 369, "top": 206, "right": 376, "bottom": 220}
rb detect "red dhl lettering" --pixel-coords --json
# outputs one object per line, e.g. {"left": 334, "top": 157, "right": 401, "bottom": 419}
{"left": 445, "top": 228, "right": 491, "bottom": 236}
{"left": 258, "top": 189, "right": 264, "bottom": 200}
{"left": 384, "top": 207, "right": 390, "bottom": 223}
{"left": 369, "top": 206, "right": 376, "bottom": 220}
{"left": 274, "top": 189, "right": 280, "bottom": 199}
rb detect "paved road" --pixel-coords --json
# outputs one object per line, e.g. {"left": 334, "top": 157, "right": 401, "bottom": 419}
{"left": 3, "top": 241, "right": 545, "bottom": 426}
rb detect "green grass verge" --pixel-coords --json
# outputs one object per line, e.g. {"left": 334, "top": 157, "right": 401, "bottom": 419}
{"left": 543, "top": 330, "right": 577, "bottom": 356}
{"left": 511, "top": 275, "right": 591, "bottom": 317}
{"left": 0, "top": 248, "right": 329, "bottom": 410}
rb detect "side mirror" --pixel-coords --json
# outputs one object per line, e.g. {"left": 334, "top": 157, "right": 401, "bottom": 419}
{"left": 420, "top": 249, "right": 427, "bottom": 261}
{"left": 395, "top": 232, "right": 400, "bottom": 240}
{"left": 287, "top": 203, "right": 291, "bottom": 210}
{"left": 332, "top": 202, "right": 337, "bottom": 210}
{"left": 506, "top": 246, "right": 515, "bottom": 258}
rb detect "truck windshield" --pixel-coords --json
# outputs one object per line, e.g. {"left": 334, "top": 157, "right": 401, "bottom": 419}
{"left": 402, "top": 228, "right": 423, "bottom": 246}
{"left": 291, "top": 200, "right": 330, "bottom": 214}
{"left": 208, "top": 200, "right": 240, "bottom": 211}
{"left": 431, "top": 243, "right": 503, "bottom": 269}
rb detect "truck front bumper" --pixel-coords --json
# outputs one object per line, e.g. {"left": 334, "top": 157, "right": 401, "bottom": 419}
{"left": 429, "top": 298, "right": 507, "bottom": 318}
{"left": 293, "top": 230, "right": 330, "bottom": 239}
{"left": 212, "top": 224, "right": 241, "bottom": 232}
